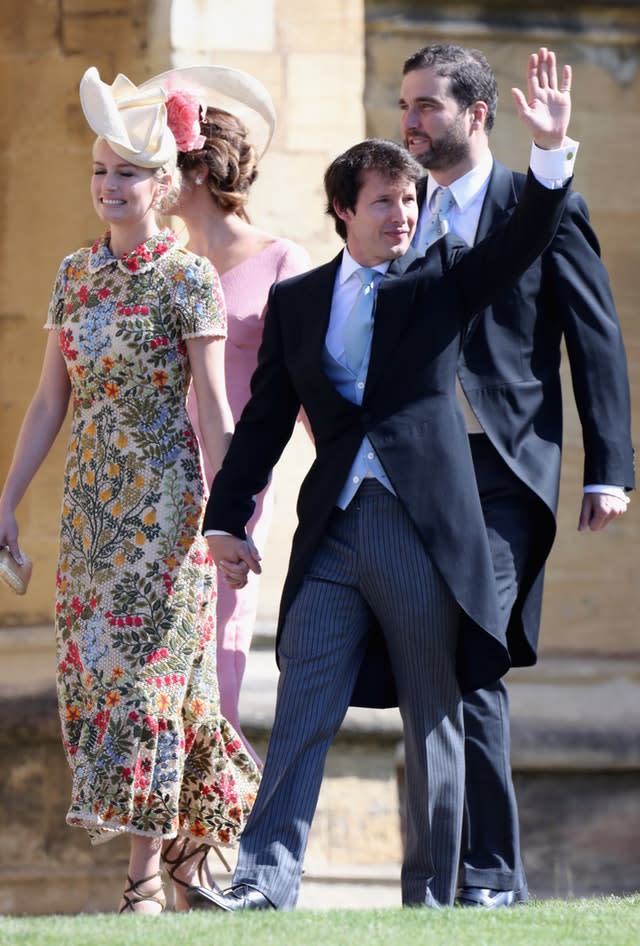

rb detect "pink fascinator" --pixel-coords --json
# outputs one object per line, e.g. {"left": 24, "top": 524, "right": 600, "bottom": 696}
{"left": 165, "top": 90, "right": 206, "bottom": 152}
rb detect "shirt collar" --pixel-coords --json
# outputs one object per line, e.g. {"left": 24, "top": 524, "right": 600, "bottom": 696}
{"left": 88, "top": 227, "right": 177, "bottom": 275}
{"left": 426, "top": 151, "right": 494, "bottom": 213}
{"left": 338, "top": 247, "right": 391, "bottom": 285}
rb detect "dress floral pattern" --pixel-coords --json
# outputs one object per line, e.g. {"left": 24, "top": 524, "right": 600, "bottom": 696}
{"left": 46, "top": 228, "right": 260, "bottom": 844}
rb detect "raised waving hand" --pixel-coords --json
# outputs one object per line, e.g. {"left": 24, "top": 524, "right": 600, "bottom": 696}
{"left": 512, "top": 47, "right": 572, "bottom": 150}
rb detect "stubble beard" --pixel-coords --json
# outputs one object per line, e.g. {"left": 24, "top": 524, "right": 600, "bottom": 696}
{"left": 409, "top": 123, "right": 471, "bottom": 173}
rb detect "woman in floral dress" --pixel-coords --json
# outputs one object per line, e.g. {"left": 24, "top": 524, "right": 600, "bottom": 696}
{"left": 0, "top": 67, "right": 260, "bottom": 914}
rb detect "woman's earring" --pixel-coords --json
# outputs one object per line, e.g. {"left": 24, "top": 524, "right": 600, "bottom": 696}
{"left": 194, "top": 176, "right": 204, "bottom": 186}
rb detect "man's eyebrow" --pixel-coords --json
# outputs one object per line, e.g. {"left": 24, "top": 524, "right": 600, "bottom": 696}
{"left": 398, "top": 95, "right": 438, "bottom": 106}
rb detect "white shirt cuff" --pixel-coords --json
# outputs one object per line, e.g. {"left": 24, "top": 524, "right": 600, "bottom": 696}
{"left": 529, "top": 137, "right": 579, "bottom": 188}
{"left": 203, "top": 529, "right": 233, "bottom": 537}
{"left": 584, "top": 484, "right": 630, "bottom": 504}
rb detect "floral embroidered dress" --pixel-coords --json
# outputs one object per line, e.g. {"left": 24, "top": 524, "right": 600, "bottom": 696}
{"left": 45, "top": 228, "right": 260, "bottom": 844}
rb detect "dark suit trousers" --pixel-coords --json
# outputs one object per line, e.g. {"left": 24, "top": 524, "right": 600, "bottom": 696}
{"left": 233, "top": 481, "right": 463, "bottom": 908}
{"left": 461, "top": 434, "right": 537, "bottom": 895}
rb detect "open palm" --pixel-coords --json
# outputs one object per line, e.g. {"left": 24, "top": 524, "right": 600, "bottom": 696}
{"left": 512, "top": 47, "right": 572, "bottom": 150}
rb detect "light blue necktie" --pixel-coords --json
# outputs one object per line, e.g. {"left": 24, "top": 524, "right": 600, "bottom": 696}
{"left": 343, "top": 267, "right": 378, "bottom": 374}
{"left": 417, "top": 185, "right": 456, "bottom": 253}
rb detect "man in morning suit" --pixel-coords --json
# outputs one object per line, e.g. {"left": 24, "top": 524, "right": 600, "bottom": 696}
{"left": 399, "top": 43, "right": 634, "bottom": 908}
{"left": 188, "top": 49, "right": 577, "bottom": 910}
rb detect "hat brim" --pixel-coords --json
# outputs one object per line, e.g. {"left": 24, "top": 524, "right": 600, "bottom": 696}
{"left": 80, "top": 67, "right": 176, "bottom": 169}
{"left": 139, "top": 65, "right": 276, "bottom": 158}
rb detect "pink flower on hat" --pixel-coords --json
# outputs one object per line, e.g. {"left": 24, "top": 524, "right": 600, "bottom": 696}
{"left": 166, "top": 90, "right": 206, "bottom": 152}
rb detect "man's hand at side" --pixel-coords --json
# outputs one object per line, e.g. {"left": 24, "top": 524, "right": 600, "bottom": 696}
{"left": 578, "top": 492, "right": 629, "bottom": 532}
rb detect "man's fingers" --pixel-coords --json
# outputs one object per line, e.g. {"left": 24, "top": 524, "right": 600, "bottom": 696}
{"left": 578, "top": 494, "right": 628, "bottom": 532}
{"left": 527, "top": 51, "right": 540, "bottom": 101}
{"left": 221, "top": 551, "right": 261, "bottom": 576}
{"left": 511, "top": 86, "right": 528, "bottom": 115}
{"left": 543, "top": 48, "right": 556, "bottom": 89}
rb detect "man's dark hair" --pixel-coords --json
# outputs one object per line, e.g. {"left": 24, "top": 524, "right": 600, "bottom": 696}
{"left": 324, "top": 138, "right": 423, "bottom": 241}
{"left": 403, "top": 43, "right": 498, "bottom": 133}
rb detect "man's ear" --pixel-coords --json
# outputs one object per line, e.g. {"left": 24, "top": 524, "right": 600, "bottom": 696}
{"left": 333, "top": 198, "right": 352, "bottom": 224}
{"left": 469, "top": 100, "right": 489, "bottom": 131}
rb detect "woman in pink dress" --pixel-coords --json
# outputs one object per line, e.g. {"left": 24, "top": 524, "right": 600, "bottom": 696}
{"left": 143, "top": 67, "right": 311, "bottom": 769}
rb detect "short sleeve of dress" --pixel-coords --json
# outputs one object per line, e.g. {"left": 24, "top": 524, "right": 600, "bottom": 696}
{"left": 44, "top": 255, "right": 74, "bottom": 330}
{"left": 175, "top": 252, "right": 227, "bottom": 340}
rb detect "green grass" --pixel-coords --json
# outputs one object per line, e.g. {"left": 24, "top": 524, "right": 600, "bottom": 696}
{"left": 1, "top": 897, "right": 639, "bottom": 946}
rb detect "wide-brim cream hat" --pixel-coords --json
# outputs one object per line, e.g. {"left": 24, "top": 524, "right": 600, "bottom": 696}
{"left": 79, "top": 66, "right": 176, "bottom": 169}
{"left": 139, "top": 65, "right": 276, "bottom": 158}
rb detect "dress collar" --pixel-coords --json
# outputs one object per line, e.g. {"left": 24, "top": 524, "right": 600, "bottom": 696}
{"left": 88, "top": 228, "right": 177, "bottom": 275}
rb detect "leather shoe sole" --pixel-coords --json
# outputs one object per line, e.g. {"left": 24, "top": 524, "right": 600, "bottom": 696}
{"left": 186, "top": 883, "right": 274, "bottom": 912}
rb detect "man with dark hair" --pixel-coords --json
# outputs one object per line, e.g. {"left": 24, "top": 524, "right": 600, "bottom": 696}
{"left": 399, "top": 43, "right": 634, "bottom": 908}
{"left": 187, "top": 48, "right": 576, "bottom": 911}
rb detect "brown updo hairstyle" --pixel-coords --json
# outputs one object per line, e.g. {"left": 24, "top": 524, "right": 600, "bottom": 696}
{"left": 177, "top": 107, "right": 259, "bottom": 222}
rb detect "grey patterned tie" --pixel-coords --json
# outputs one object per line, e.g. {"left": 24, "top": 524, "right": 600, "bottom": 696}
{"left": 343, "top": 266, "right": 378, "bottom": 374}
{"left": 417, "top": 186, "right": 456, "bottom": 253}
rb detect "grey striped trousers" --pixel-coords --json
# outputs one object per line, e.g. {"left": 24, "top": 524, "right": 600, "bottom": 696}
{"left": 233, "top": 481, "right": 464, "bottom": 907}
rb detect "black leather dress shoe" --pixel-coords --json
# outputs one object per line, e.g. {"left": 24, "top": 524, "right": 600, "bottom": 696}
{"left": 456, "top": 886, "right": 522, "bottom": 908}
{"left": 185, "top": 883, "right": 275, "bottom": 912}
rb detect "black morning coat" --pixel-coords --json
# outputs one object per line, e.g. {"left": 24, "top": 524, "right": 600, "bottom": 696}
{"left": 204, "top": 172, "right": 575, "bottom": 706}
{"left": 417, "top": 163, "right": 635, "bottom": 669}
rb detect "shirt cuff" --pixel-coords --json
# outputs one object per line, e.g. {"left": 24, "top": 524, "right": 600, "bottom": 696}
{"left": 203, "top": 529, "right": 233, "bottom": 537}
{"left": 529, "top": 137, "right": 579, "bottom": 188}
{"left": 584, "top": 484, "right": 630, "bottom": 504}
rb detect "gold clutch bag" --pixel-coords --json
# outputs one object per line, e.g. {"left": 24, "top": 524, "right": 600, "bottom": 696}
{"left": 0, "top": 547, "right": 32, "bottom": 595}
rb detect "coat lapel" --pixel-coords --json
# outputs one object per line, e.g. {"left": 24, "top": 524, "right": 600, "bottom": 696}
{"left": 458, "top": 160, "right": 519, "bottom": 342}
{"left": 294, "top": 253, "right": 365, "bottom": 419}
{"left": 299, "top": 254, "right": 340, "bottom": 358}
{"left": 475, "top": 160, "right": 517, "bottom": 243}
{"left": 416, "top": 175, "right": 427, "bottom": 211}
{"left": 365, "top": 249, "right": 420, "bottom": 399}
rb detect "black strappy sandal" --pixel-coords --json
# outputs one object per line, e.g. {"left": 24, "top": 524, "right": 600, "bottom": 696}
{"left": 162, "top": 837, "right": 231, "bottom": 909}
{"left": 119, "top": 871, "right": 166, "bottom": 914}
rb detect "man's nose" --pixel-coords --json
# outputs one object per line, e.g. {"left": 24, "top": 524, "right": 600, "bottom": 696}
{"left": 390, "top": 201, "right": 407, "bottom": 223}
{"left": 402, "top": 107, "right": 419, "bottom": 130}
